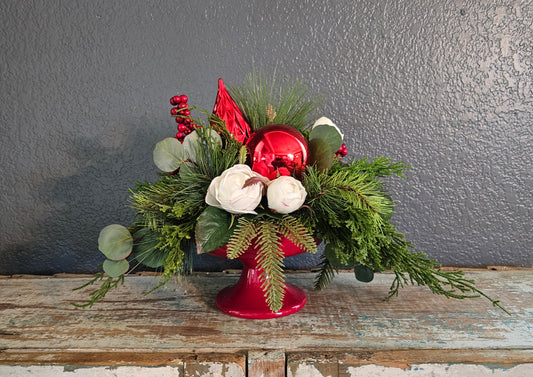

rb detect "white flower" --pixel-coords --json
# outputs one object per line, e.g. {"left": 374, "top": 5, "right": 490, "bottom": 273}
{"left": 205, "top": 164, "right": 263, "bottom": 214}
{"left": 312, "top": 116, "right": 344, "bottom": 139}
{"left": 267, "top": 176, "right": 307, "bottom": 214}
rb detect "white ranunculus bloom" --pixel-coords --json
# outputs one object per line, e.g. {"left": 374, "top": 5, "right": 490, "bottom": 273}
{"left": 267, "top": 176, "right": 307, "bottom": 214}
{"left": 205, "top": 164, "right": 263, "bottom": 214}
{"left": 312, "top": 116, "right": 344, "bottom": 139}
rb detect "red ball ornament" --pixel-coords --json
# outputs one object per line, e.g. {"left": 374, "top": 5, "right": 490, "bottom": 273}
{"left": 246, "top": 124, "right": 308, "bottom": 179}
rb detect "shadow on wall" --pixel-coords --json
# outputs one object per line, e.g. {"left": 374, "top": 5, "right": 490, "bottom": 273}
{"left": 1, "top": 122, "right": 322, "bottom": 275}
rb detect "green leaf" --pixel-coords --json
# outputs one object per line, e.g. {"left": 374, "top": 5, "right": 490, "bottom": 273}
{"left": 153, "top": 137, "right": 184, "bottom": 172}
{"left": 132, "top": 229, "right": 165, "bottom": 268}
{"left": 183, "top": 129, "right": 222, "bottom": 162}
{"left": 354, "top": 263, "right": 374, "bottom": 283}
{"left": 309, "top": 138, "right": 334, "bottom": 171}
{"left": 310, "top": 124, "right": 343, "bottom": 151}
{"left": 103, "top": 259, "right": 130, "bottom": 277}
{"left": 98, "top": 224, "right": 133, "bottom": 260}
{"left": 195, "top": 206, "right": 233, "bottom": 254}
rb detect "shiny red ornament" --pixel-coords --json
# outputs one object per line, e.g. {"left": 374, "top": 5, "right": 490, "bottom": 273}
{"left": 246, "top": 124, "right": 308, "bottom": 179}
{"left": 212, "top": 78, "right": 252, "bottom": 143}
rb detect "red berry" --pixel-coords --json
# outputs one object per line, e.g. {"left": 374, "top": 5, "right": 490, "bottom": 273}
{"left": 176, "top": 132, "right": 184, "bottom": 139}
{"left": 178, "top": 102, "right": 188, "bottom": 109}
{"left": 171, "top": 107, "right": 179, "bottom": 115}
{"left": 184, "top": 118, "right": 192, "bottom": 124}
{"left": 191, "top": 124, "right": 198, "bottom": 129}
{"left": 180, "top": 95, "right": 188, "bottom": 103}
{"left": 170, "top": 96, "right": 180, "bottom": 105}
{"left": 175, "top": 117, "right": 184, "bottom": 123}
{"left": 183, "top": 109, "right": 191, "bottom": 116}
{"left": 178, "top": 124, "right": 187, "bottom": 132}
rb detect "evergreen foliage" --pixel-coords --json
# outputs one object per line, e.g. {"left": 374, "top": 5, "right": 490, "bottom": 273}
{"left": 74, "top": 73, "right": 506, "bottom": 314}
{"left": 229, "top": 71, "right": 323, "bottom": 131}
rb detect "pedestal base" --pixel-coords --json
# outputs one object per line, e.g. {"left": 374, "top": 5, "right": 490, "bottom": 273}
{"left": 214, "top": 269, "right": 307, "bottom": 319}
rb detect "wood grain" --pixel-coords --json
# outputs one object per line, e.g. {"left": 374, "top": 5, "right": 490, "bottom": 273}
{"left": 1, "top": 270, "right": 532, "bottom": 370}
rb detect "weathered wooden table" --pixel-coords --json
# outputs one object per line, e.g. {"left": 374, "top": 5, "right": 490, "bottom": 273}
{"left": 1, "top": 270, "right": 532, "bottom": 376}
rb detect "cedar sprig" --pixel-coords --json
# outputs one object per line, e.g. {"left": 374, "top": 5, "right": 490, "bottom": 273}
{"left": 72, "top": 272, "right": 124, "bottom": 308}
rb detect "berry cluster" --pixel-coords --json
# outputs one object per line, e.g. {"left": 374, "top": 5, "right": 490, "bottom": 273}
{"left": 335, "top": 143, "right": 348, "bottom": 158}
{"left": 170, "top": 94, "right": 197, "bottom": 142}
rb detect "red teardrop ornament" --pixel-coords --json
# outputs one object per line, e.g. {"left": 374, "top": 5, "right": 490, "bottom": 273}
{"left": 246, "top": 124, "right": 308, "bottom": 180}
{"left": 212, "top": 78, "right": 252, "bottom": 144}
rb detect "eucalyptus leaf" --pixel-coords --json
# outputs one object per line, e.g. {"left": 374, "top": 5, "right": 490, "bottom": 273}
{"left": 195, "top": 206, "right": 233, "bottom": 254}
{"left": 132, "top": 229, "right": 165, "bottom": 268}
{"left": 153, "top": 137, "right": 184, "bottom": 172}
{"left": 179, "top": 161, "right": 196, "bottom": 178}
{"left": 103, "top": 259, "right": 130, "bottom": 277}
{"left": 183, "top": 129, "right": 222, "bottom": 162}
{"left": 309, "top": 124, "right": 343, "bottom": 151}
{"left": 309, "top": 138, "right": 333, "bottom": 171}
{"left": 98, "top": 224, "right": 133, "bottom": 261}
{"left": 354, "top": 263, "right": 375, "bottom": 283}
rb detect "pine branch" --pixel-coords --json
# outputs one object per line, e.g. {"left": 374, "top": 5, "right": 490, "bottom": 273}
{"left": 345, "top": 156, "right": 411, "bottom": 178}
{"left": 229, "top": 71, "right": 323, "bottom": 130}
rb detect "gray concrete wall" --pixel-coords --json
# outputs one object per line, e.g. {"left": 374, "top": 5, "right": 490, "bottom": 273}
{"left": 1, "top": 0, "right": 531, "bottom": 274}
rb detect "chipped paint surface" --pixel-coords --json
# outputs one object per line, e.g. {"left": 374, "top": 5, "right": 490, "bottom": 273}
{"left": 1, "top": 272, "right": 533, "bottom": 375}
{"left": 0, "top": 366, "right": 181, "bottom": 376}
{"left": 344, "top": 364, "right": 533, "bottom": 376}
{"left": 184, "top": 361, "right": 244, "bottom": 377}
{"left": 2, "top": 271, "right": 532, "bottom": 352}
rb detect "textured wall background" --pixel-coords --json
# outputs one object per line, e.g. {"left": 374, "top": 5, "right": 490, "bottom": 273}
{"left": 1, "top": 0, "right": 531, "bottom": 275}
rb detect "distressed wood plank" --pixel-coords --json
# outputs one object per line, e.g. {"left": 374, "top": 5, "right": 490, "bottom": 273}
{"left": 288, "top": 350, "right": 533, "bottom": 377}
{"left": 248, "top": 350, "right": 285, "bottom": 377}
{"left": 0, "top": 365, "right": 183, "bottom": 377}
{"left": 183, "top": 353, "right": 245, "bottom": 377}
{"left": 287, "top": 352, "right": 338, "bottom": 377}
{"left": 1, "top": 270, "right": 532, "bottom": 364}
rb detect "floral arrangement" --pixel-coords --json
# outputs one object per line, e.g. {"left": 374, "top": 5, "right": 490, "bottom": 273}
{"left": 76, "top": 73, "right": 505, "bottom": 314}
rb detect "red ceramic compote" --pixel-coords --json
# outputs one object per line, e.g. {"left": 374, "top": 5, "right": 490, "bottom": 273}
{"left": 209, "top": 237, "right": 309, "bottom": 319}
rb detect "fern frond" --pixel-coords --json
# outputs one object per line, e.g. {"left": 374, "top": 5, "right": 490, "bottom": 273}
{"left": 254, "top": 220, "right": 286, "bottom": 312}
{"left": 226, "top": 217, "right": 257, "bottom": 259}
{"left": 278, "top": 215, "right": 317, "bottom": 253}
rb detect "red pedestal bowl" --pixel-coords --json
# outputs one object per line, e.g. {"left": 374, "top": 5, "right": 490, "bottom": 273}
{"left": 209, "top": 237, "right": 309, "bottom": 319}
